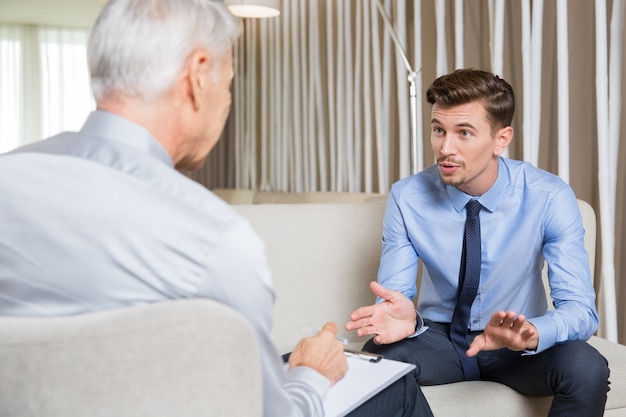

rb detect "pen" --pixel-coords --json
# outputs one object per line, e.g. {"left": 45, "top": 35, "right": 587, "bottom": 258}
{"left": 283, "top": 347, "right": 383, "bottom": 364}
{"left": 343, "top": 348, "right": 384, "bottom": 363}
{"left": 282, "top": 328, "right": 350, "bottom": 363}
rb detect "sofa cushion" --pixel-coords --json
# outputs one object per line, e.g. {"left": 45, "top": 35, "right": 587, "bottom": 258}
{"left": 421, "top": 381, "right": 551, "bottom": 417}
{"left": 588, "top": 336, "right": 626, "bottom": 412}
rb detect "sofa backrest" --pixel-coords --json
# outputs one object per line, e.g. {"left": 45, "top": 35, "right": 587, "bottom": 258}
{"left": 542, "top": 199, "right": 596, "bottom": 309}
{"left": 0, "top": 299, "right": 262, "bottom": 417}
{"left": 212, "top": 188, "right": 387, "bottom": 205}
{"left": 235, "top": 202, "right": 386, "bottom": 352}
{"left": 252, "top": 191, "right": 388, "bottom": 204}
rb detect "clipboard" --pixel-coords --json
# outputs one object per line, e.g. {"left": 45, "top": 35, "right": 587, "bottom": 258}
{"left": 323, "top": 354, "right": 415, "bottom": 417}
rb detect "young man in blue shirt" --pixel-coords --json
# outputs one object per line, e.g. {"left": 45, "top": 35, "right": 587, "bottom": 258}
{"left": 346, "top": 68, "right": 610, "bottom": 416}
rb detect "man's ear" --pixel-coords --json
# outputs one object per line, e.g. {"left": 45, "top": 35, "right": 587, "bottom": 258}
{"left": 186, "top": 49, "right": 211, "bottom": 111}
{"left": 494, "top": 126, "right": 513, "bottom": 156}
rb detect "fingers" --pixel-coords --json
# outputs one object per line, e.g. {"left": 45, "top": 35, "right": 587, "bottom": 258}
{"left": 489, "top": 311, "right": 525, "bottom": 329}
{"left": 496, "top": 312, "right": 536, "bottom": 340}
{"left": 346, "top": 281, "right": 417, "bottom": 344}
{"left": 510, "top": 314, "right": 526, "bottom": 332}
{"left": 369, "top": 280, "right": 408, "bottom": 303}
{"left": 369, "top": 281, "right": 390, "bottom": 299}
{"left": 345, "top": 306, "right": 380, "bottom": 337}
{"left": 488, "top": 310, "right": 507, "bottom": 326}
{"left": 476, "top": 311, "right": 539, "bottom": 352}
{"left": 346, "top": 281, "right": 399, "bottom": 324}
{"left": 289, "top": 322, "right": 348, "bottom": 385}
{"left": 347, "top": 304, "right": 376, "bottom": 324}
{"left": 520, "top": 322, "right": 538, "bottom": 350}
{"left": 320, "top": 321, "right": 339, "bottom": 336}
{"left": 466, "top": 334, "right": 484, "bottom": 357}
{"left": 373, "top": 333, "right": 390, "bottom": 345}
{"left": 345, "top": 283, "right": 384, "bottom": 332}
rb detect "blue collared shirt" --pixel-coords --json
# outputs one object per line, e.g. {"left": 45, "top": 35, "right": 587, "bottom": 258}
{"left": 0, "top": 110, "right": 328, "bottom": 417}
{"left": 378, "top": 157, "right": 598, "bottom": 353}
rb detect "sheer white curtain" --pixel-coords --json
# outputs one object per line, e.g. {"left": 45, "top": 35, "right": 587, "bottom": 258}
{"left": 0, "top": 24, "right": 93, "bottom": 154}
{"left": 0, "top": 26, "right": 25, "bottom": 153}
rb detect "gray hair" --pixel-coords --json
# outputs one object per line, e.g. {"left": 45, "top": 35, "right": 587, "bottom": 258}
{"left": 88, "top": 0, "right": 241, "bottom": 102}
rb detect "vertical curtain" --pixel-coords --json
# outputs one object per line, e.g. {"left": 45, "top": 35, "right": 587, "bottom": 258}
{"left": 0, "top": 24, "right": 92, "bottom": 152}
{"left": 0, "top": 25, "right": 28, "bottom": 153}
{"left": 201, "top": 0, "right": 418, "bottom": 192}
{"left": 193, "top": 0, "right": 626, "bottom": 344}
{"left": 38, "top": 27, "right": 92, "bottom": 141}
{"left": 594, "top": 0, "right": 624, "bottom": 342}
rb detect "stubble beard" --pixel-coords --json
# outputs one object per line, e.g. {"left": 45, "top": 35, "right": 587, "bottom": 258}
{"left": 437, "top": 158, "right": 466, "bottom": 188}
{"left": 440, "top": 175, "right": 466, "bottom": 187}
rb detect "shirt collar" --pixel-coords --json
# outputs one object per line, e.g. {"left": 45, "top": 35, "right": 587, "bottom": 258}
{"left": 80, "top": 110, "right": 173, "bottom": 167}
{"left": 447, "top": 157, "right": 509, "bottom": 213}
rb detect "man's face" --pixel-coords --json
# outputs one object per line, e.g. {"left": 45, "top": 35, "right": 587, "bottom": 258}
{"left": 430, "top": 100, "right": 509, "bottom": 196}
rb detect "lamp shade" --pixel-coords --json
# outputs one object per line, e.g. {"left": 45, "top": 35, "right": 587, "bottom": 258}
{"left": 224, "top": 0, "right": 280, "bottom": 18}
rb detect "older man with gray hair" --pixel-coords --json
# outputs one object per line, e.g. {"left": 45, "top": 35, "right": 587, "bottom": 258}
{"left": 0, "top": 1, "right": 432, "bottom": 416}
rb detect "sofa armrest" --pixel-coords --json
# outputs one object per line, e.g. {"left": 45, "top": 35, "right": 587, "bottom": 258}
{"left": 0, "top": 299, "right": 262, "bottom": 417}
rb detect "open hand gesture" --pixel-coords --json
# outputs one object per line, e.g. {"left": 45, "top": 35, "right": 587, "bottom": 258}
{"left": 345, "top": 281, "right": 416, "bottom": 345}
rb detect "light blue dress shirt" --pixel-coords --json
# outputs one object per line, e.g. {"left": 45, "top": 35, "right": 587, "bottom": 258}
{"left": 0, "top": 110, "right": 328, "bottom": 417}
{"left": 379, "top": 157, "right": 598, "bottom": 353}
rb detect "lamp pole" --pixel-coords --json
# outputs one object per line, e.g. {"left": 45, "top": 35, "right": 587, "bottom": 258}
{"left": 375, "top": 0, "right": 421, "bottom": 175}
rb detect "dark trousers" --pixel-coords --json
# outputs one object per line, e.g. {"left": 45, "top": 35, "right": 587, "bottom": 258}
{"left": 347, "top": 373, "right": 434, "bottom": 417}
{"left": 363, "top": 321, "right": 610, "bottom": 417}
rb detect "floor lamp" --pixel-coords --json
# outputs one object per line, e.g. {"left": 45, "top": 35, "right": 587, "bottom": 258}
{"left": 375, "top": 0, "right": 422, "bottom": 175}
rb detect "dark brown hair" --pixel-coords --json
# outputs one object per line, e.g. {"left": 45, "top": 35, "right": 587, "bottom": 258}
{"left": 426, "top": 69, "right": 515, "bottom": 134}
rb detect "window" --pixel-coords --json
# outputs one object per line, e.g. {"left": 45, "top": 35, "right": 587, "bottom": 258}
{"left": 0, "top": 24, "right": 94, "bottom": 154}
{"left": 0, "top": 27, "right": 22, "bottom": 153}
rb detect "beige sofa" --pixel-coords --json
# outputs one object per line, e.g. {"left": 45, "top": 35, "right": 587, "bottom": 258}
{"left": 227, "top": 192, "right": 626, "bottom": 416}
{"left": 2, "top": 190, "right": 623, "bottom": 416}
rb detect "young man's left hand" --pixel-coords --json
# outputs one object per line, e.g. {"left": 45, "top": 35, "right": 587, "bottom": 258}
{"left": 467, "top": 310, "right": 539, "bottom": 356}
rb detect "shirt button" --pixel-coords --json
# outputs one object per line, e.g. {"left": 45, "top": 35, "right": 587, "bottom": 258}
{"left": 472, "top": 320, "right": 478, "bottom": 324}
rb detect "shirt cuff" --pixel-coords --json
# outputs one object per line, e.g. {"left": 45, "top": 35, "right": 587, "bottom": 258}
{"left": 523, "top": 316, "right": 556, "bottom": 354}
{"left": 408, "top": 310, "right": 429, "bottom": 338}
{"left": 285, "top": 366, "right": 331, "bottom": 398}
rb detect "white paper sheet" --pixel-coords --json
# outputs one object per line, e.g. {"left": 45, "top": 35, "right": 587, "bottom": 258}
{"left": 323, "top": 356, "right": 416, "bottom": 417}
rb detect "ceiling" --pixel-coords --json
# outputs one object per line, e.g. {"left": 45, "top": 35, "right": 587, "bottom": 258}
{"left": 0, "top": 0, "right": 105, "bottom": 28}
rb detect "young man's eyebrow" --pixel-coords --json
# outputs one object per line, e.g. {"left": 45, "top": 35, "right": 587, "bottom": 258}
{"left": 430, "top": 118, "right": 477, "bottom": 130}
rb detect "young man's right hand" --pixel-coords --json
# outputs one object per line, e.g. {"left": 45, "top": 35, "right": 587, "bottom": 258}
{"left": 345, "top": 281, "right": 417, "bottom": 345}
